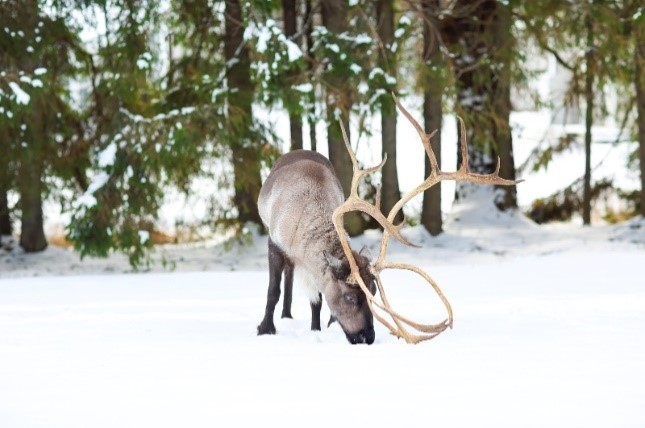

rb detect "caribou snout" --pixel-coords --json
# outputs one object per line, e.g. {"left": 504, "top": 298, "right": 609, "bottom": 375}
{"left": 345, "top": 327, "right": 375, "bottom": 345}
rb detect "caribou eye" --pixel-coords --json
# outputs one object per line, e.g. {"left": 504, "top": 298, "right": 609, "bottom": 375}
{"left": 343, "top": 292, "right": 360, "bottom": 306}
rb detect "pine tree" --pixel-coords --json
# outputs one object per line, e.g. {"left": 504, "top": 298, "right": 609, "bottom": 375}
{"left": 320, "top": 0, "right": 363, "bottom": 235}
{"left": 225, "top": 0, "right": 263, "bottom": 226}
{"left": 491, "top": 2, "right": 517, "bottom": 211}
{"left": 376, "top": 0, "right": 403, "bottom": 224}
{"left": 518, "top": 0, "right": 636, "bottom": 223}
{"left": 420, "top": 0, "right": 445, "bottom": 235}
{"left": 433, "top": 0, "right": 519, "bottom": 213}
{"left": 583, "top": 3, "right": 595, "bottom": 225}
{"left": 634, "top": 6, "right": 645, "bottom": 217}
{"left": 65, "top": 0, "right": 210, "bottom": 266}
{"left": 0, "top": 0, "right": 82, "bottom": 252}
{"left": 283, "top": 0, "right": 303, "bottom": 151}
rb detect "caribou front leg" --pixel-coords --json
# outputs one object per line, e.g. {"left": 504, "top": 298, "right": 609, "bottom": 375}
{"left": 310, "top": 293, "right": 322, "bottom": 331}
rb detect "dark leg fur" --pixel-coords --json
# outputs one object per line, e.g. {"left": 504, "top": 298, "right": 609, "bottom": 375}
{"left": 258, "top": 239, "right": 286, "bottom": 335}
{"left": 281, "top": 262, "right": 294, "bottom": 319}
{"left": 310, "top": 292, "right": 322, "bottom": 331}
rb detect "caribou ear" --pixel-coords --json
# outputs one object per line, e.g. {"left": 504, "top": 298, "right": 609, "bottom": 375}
{"left": 323, "top": 250, "right": 342, "bottom": 269}
{"left": 323, "top": 251, "right": 349, "bottom": 280}
{"left": 359, "top": 245, "right": 372, "bottom": 260}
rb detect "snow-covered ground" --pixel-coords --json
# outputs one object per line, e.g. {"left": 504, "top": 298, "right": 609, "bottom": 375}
{"left": 1, "top": 202, "right": 644, "bottom": 427}
{"left": 1, "top": 81, "right": 642, "bottom": 427}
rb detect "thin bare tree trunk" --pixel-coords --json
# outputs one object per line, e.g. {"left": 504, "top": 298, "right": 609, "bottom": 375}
{"left": 305, "top": 0, "right": 317, "bottom": 152}
{"left": 421, "top": 0, "right": 443, "bottom": 235}
{"left": 492, "top": 2, "right": 517, "bottom": 210}
{"left": 582, "top": 9, "right": 594, "bottom": 225}
{"left": 284, "top": 0, "right": 303, "bottom": 151}
{"left": 377, "top": 0, "right": 402, "bottom": 224}
{"left": 0, "top": 181, "right": 10, "bottom": 236}
{"left": 18, "top": 156, "right": 47, "bottom": 252}
{"left": 635, "top": 20, "right": 645, "bottom": 217}
{"left": 0, "top": 147, "right": 10, "bottom": 235}
{"left": 225, "top": 0, "right": 263, "bottom": 225}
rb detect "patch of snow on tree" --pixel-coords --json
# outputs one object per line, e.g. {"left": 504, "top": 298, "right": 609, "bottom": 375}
{"left": 8, "top": 82, "right": 30, "bottom": 105}
{"left": 285, "top": 39, "right": 303, "bottom": 62}
{"left": 98, "top": 143, "right": 117, "bottom": 168}
{"left": 138, "top": 230, "right": 150, "bottom": 244}
{"left": 293, "top": 83, "right": 313, "bottom": 93}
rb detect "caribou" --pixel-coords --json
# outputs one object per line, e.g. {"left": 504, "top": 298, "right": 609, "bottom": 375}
{"left": 257, "top": 149, "right": 377, "bottom": 344}
{"left": 257, "top": 95, "right": 520, "bottom": 345}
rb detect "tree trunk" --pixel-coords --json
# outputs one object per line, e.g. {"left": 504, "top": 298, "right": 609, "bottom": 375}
{"left": 442, "top": 0, "right": 499, "bottom": 203}
{"left": 289, "top": 116, "right": 303, "bottom": 151}
{"left": 283, "top": 0, "right": 303, "bottom": 151}
{"left": 305, "top": 0, "right": 317, "bottom": 152}
{"left": 0, "top": 152, "right": 10, "bottom": 235}
{"left": 635, "top": 20, "right": 645, "bottom": 218}
{"left": 376, "top": 0, "right": 402, "bottom": 224}
{"left": 0, "top": 182, "right": 10, "bottom": 236}
{"left": 582, "top": 9, "right": 594, "bottom": 225}
{"left": 322, "top": 0, "right": 363, "bottom": 235}
{"left": 421, "top": 0, "right": 443, "bottom": 236}
{"left": 492, "top": 2, "right": 518, "bottom": 210}
{"left": 224, "top": 0, "right": 263, "bottom": 226}
{"left": 18, "top": 157, "right": 47, "bottom": 252}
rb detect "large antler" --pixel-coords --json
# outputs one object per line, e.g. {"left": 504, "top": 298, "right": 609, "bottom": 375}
{"left": 332, "top": 94, "right": 522, "bottom": 344}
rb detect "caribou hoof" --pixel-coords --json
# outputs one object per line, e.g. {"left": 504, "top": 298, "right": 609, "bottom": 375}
{"left": 257, "top": 321, "right": 276, "bottom": 335}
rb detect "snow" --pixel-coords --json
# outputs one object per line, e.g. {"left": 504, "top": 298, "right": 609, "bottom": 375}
{"left": 293, "top": 83, "right": 313, "bottom": 93}
{"left": 136, "top": 58, "right": 148, "bottom": 70}
{"left": 138, "top": 230, "right": 150, "bottom": 244}
{"left": 97, "top": 142, "right": 117, "bottom": 167}
{"left": 327, "top": 43, "right": 340, "bottom": 53}
{"left": 8, "top": 82, "right": 30, "bottom": 105}
{"left": 284, "top": 39, "right": 303, "bottom": 62}
{"left": 1, "top": 204, "right": 645, "bottom": 427}
{"left": 245, "top": 20, "right": 302, "bottom": 62}
{"left": 73, "top": 171, "right": 111, "bottom": 209}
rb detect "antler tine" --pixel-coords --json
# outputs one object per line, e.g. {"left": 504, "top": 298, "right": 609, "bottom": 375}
{"left": 374, "top": 183, "right": 382, "bottom": 211}
{"left": 392, "top": 93, "right": 439, "bottom": 173}
{"left": 452, "top": 116, "right": 524, "bottom": 186}
{"left": 338, "top": 119, "right": 388, "bottom": 197}
{"left": 338, "top": 117, "right": 359, "bottom": 171}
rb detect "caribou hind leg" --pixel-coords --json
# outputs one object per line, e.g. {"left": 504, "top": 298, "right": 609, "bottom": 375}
{"left": 258, "top": 238, "right": 287, "bottom": 335}
{"left": 281, "top": 262, "right": 294, "bottom": 319}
